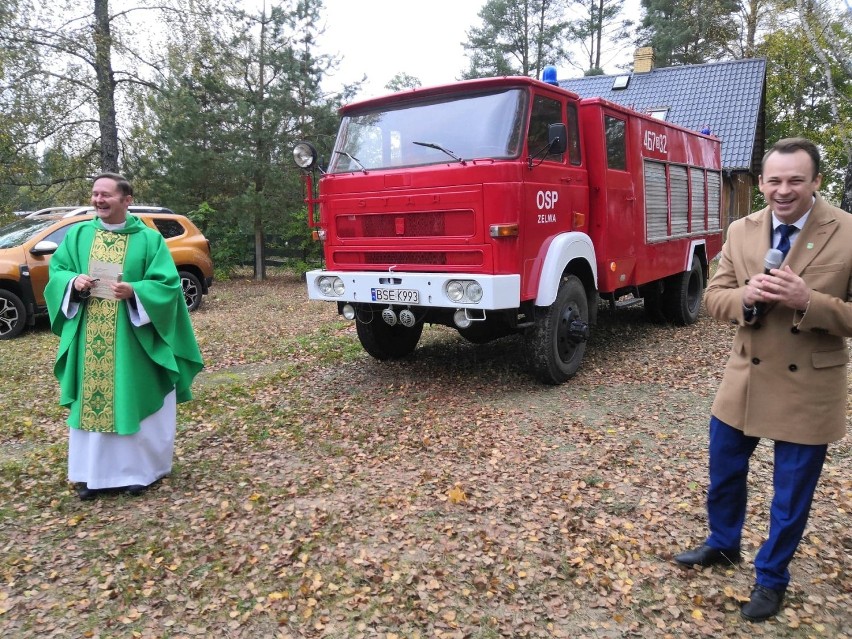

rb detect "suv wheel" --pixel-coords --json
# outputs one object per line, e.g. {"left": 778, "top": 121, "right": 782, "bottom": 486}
{"left": 0, "top": 290, "right": 27, "bottom": 339}
{"left": 180, "top": 271, "right": 203, "bottom": 311}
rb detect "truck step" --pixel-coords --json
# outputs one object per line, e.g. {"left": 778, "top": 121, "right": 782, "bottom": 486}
{"left": 614, "top": 297, "right": 644, "bottom": 309}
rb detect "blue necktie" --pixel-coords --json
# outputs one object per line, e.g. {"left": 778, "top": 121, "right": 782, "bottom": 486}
{"left": 776, "top": 224, "right": 796, "bottom": 258}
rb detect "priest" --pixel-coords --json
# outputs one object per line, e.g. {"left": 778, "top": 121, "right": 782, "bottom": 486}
{"left": 46, "top": 173, "right": 204, "bottom": 500}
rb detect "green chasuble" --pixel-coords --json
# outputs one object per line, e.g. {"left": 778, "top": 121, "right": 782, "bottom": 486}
{"left": 45, "top": 216, "right": 204, "bottom": 434}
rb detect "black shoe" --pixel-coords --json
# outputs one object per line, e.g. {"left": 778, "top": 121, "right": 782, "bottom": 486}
{"left": 75, "top": 484, "right": 100, "bottom": 501}
{"left": 125, "top": 484, "right": 148, "bottom": 496}
{"left": 741, "top": 584, "right": 785, "bottom": 622}
{"left": 674, "top": 544, "right": 741, "bottom": 568}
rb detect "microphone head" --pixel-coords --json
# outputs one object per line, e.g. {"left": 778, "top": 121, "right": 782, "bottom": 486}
{"left": 764, "top": 247, "right": 784, "bottom": 271}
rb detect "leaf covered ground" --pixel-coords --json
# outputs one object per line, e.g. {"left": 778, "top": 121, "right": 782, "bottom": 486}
{"left": 1, "top": 273, "right": 850, "bottom": 638}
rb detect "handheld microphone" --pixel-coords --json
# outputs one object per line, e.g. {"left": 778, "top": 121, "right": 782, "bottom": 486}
{"left": 756, "top": 248, "right": 784, "bottom": 315}
{"left": 764, "top": 248, "right": 783, "bottom": 274}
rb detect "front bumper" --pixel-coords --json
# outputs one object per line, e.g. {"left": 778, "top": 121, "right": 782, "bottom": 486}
{"left": 305, "top": 269, "right": 520, "bottom": 310}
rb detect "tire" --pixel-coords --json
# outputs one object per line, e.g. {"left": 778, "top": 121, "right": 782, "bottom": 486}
{"left": 662, "top": 256, "right": 704, "bottom": 325}
{"left": 0, "top": 289, "right": 27, "bottom": 340}
{"left": 179, "top": 270, "right": 203, "bottom": 312}
{"left": 525, "top": 275, "right": 590, "bottom": 385}
{"left": 355, "top": 311, "right": 424, "bottom": 360}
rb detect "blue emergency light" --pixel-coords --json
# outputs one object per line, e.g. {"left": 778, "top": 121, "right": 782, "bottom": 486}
{"left": 541, "top": 65, "right": 558, "bottom": 85}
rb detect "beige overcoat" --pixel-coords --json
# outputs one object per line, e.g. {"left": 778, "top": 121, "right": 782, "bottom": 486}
{"left": 705, "top": 194, "right": 852, "bottom": 445}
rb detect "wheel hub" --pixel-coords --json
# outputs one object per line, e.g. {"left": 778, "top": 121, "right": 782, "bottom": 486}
{"left": 566, "top": 317, "right": 590, "bottom": 344}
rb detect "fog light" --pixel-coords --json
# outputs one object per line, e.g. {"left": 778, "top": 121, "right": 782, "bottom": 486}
{"left": 381, "top": 307, "right": 397, "bottom": 325}
{"left": 342, "top": 304, "right": 356, "bottom": 320}
{"left": 453, "top": 309, "right": 472, "bottom": 329}
{"left": 399, "top": 309, "right": 416, "bottom": 327}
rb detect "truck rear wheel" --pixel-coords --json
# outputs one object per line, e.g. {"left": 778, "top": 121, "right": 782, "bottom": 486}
{"left": 662, "top": 256, "right": 704, "bottom": 325}
{"left": 356, "top": 313, "right": 424, "bottom": 360}
{"left": 526, "top": 275, "right": 589, "bottom": 384}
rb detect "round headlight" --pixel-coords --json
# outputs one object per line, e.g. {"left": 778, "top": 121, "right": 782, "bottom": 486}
{"left": 446, "top": 280, "right": 465, "bottom": 302}
{"left": 332, "top": 277, "right": 345, "bottom": 296}
{"left": 318, "top": 276, "right": 333, "bottom": 295}
{"left": 466, "top": 282, "right": 483, "bottom": 303}
{"left": 293, "top": 141, "right": 318, "bottom": 169}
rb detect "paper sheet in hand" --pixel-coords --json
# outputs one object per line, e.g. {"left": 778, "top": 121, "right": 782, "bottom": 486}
{"left": 88, "top": 260, "right": 123, "bottom": 300}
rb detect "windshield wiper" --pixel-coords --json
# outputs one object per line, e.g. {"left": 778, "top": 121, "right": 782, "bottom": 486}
{"left": 413, "top": 141, "right": 467, "bottom": 165}
{"left": 334, "top": 150, "right": 368, "bottom": 173}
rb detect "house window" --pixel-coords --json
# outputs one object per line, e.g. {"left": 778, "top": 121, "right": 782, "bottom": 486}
{"left": 612, "top": 75, "right": 630, "bottom": 90}
{"left": 648, "top": 107, "right": 669, "bottom": 121}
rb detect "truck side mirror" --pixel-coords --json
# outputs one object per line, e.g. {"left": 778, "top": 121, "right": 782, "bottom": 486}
{"left": 548, "top": 123, "right": 568, "bottom": 154}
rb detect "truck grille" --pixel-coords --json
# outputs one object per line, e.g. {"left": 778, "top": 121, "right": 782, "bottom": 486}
{"left": 336, "top": 210, "right": 475, "bottom": 239}
{"left": 332, "top": 250, "right": 484, "bottom": 268}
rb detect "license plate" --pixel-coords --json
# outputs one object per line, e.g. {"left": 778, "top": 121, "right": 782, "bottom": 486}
{"left": 371, "top": 287, "right": 420, "bottom": 304}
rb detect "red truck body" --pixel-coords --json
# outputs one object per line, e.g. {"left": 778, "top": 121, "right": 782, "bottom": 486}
{"left": 298, "top": 75, "right": 722, "bottom": 383}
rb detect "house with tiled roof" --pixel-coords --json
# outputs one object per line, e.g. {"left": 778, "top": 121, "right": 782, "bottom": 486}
{"left": 561, "top": 49, "right": 766, "bottom": 227}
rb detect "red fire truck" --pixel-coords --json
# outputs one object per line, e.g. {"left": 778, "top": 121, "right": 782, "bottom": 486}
{"left": 294, "top": 70, "right": 723, "bottom": 384}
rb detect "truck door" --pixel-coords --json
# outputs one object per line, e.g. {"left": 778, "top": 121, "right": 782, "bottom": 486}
{"left": 522, "top": 94, "right": 588, "bottom": 300}
{"left": 597, "top": 111, "right": 636, "bottom": 292}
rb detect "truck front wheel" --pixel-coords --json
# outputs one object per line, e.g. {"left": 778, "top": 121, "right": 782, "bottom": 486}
{"left": 526, "top": 275, "right": 589, "bottom": 384}
{"left": 662, "top": 256, "right": 704, "bottom": 325}
{"left": 356, "top": 312, "right": 424, "bottom": 360}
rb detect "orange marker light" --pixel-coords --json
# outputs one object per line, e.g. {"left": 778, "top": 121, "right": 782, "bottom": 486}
{"left": 490, "top": 224, "right": 519, "bottom": 238}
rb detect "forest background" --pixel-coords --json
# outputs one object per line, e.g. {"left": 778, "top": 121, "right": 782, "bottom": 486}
{"left": 1, "top": 0, "right": 850, "bottom": 279}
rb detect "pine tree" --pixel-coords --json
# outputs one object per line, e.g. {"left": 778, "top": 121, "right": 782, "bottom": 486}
{"left": 142, "top": 0, "right": 346, "bottom": 277}
{"left": 567, "top": 0, "right": 633, "bottom": 76}
{"left": 460, "top": 0, "right": 572, "bottom": 80}
{"left": 639, "top": 0, "right": 740, "bottom": 66}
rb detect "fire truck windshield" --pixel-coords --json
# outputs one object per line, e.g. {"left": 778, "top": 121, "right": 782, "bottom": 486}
{"left": 328, "top": 88, "right": 527, "bottom": 173}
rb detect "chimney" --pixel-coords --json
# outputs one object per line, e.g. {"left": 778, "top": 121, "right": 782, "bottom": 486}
{"left": 634, "top": 47, "right": 655, "bottom": 73}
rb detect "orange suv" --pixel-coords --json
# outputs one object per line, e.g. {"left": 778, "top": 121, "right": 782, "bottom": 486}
{"left": 0, "top": 208, "right": 214, "bottom": 339}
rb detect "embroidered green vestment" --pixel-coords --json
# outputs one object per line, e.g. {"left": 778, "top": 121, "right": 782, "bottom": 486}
{"left": 45, "top": 216, "right": 204, "bottom": 435}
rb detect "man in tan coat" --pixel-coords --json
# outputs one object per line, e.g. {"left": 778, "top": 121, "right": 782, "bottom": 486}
{"left": 674, "top": 138, "right": 852, "bottom": 622}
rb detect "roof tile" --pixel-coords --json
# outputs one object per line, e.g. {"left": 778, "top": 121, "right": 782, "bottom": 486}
{"left": 561, "top": 58, "right": 766, "bottom": 171}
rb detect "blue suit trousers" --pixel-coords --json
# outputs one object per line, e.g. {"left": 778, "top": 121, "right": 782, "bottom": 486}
{"left": 704, "top": 416, "right": 827, "bottom": 590}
